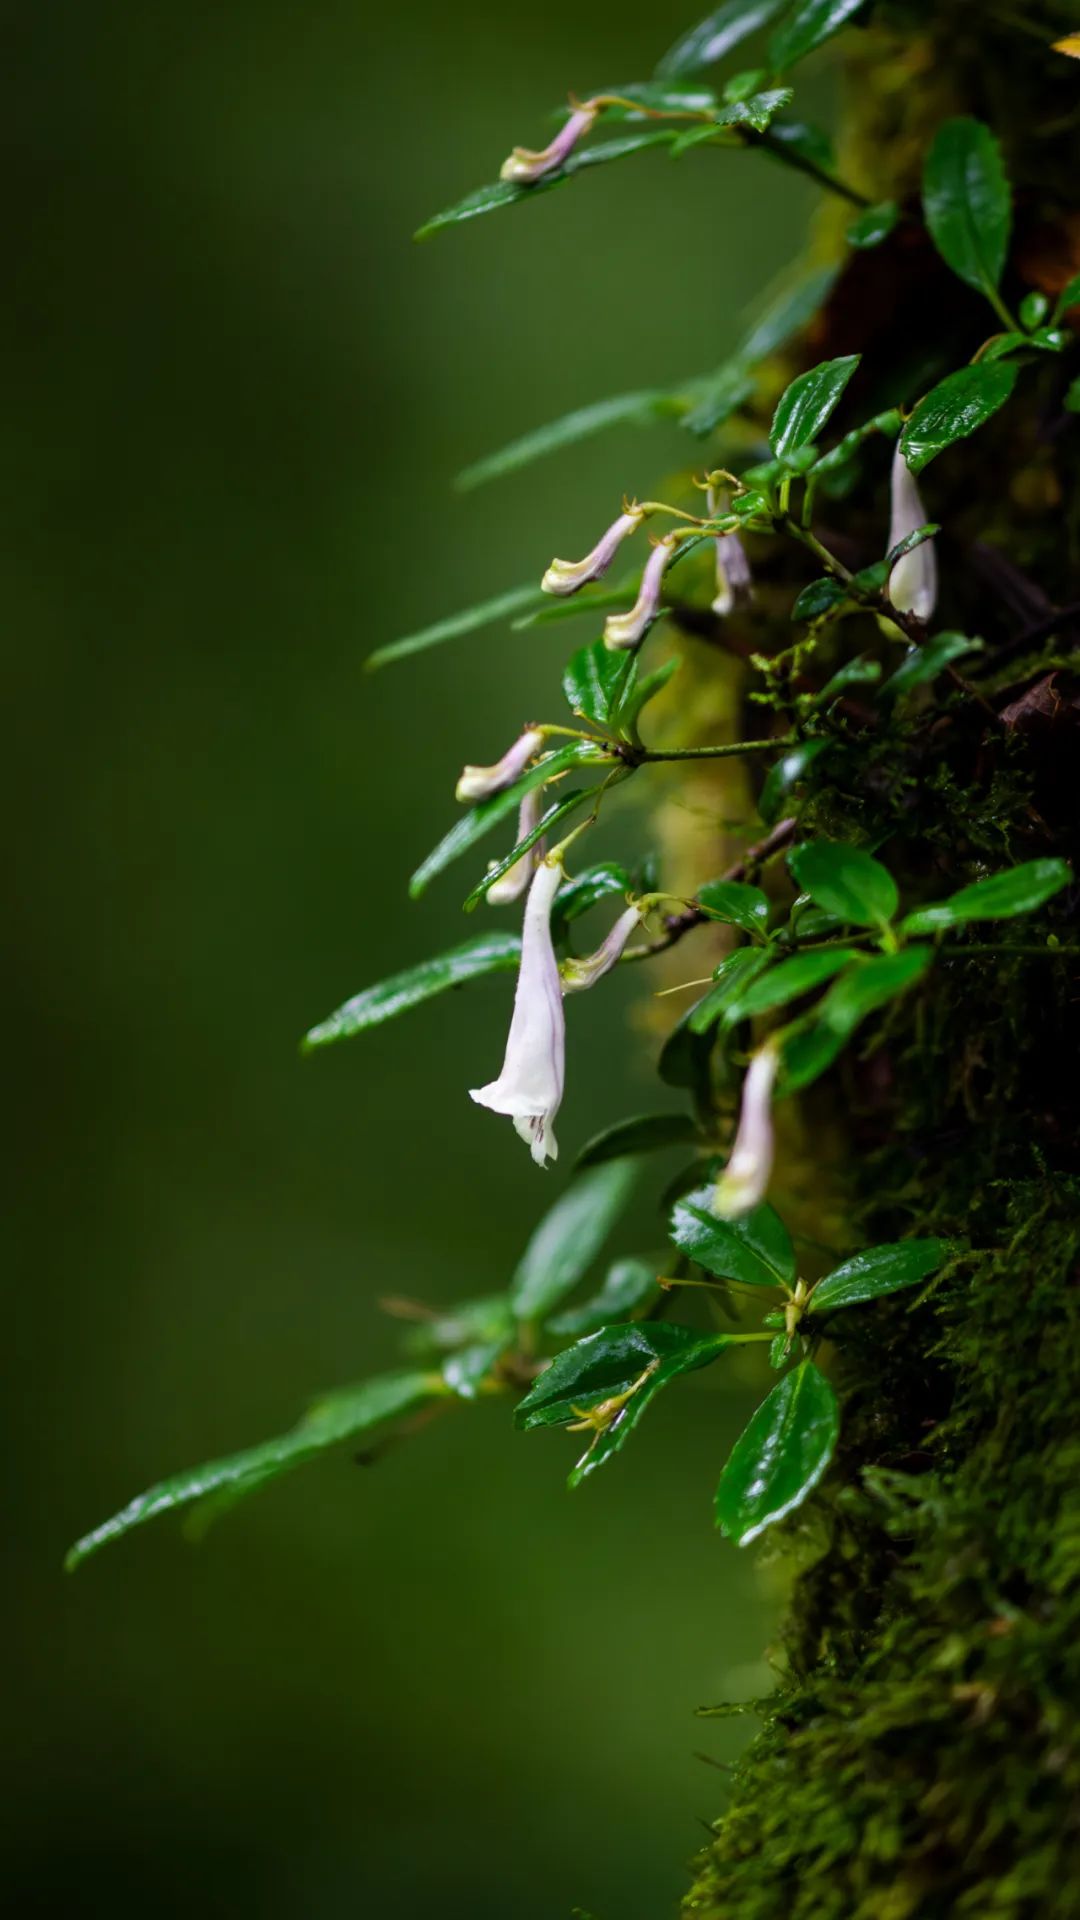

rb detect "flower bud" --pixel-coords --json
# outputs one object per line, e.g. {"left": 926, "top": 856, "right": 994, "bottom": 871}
{"left": 712, "top": 531, "right": 754, "bottom": 616}
{"left": 560, "top": 903, "right": 643, "bottom": 992}
{"left": 499, "top": 102, "right": 599, "bottom": 185}
{"left": 714, "top": 1043, "right": 779, "bottom": 1220}
{"left": 456, "top": 727, "right": 545, "bottom": 804}
{"left": 887, "top": 443, "right": 937, "bottom": 622}
{"left": 487, "top": 786, "right": 545, "bottom": 904}
{"left": 542, "top": 506, "right": 647, "bottom": 597}
{"left": 603, "top": 537, "right": 676, "bottom": 651}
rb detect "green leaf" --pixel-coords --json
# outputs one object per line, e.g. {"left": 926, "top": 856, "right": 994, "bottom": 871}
{"left": 764, "top": 117, "right": 837, "bottom": 174}
{"left": 811, "top": 655, "right": 882, "bottom": 705}
{"left": 792, "top": 576, "right": 847, "bottom": 622}
{"left": 696, "top": 879, "right": 770, "bottom": 938}
{"left": 563, "top": 639, "right": 638, "bottom": 728}
{"left": 442, "top": 1338, "right": 510, "bottom": 1399}
{"left": 65, "top": 1370, "right": 445, "bottom": 1571}
{"left": 1052, "top": 270, "right": 1080, "bottom": 323}
{"left": 552, "top": 861, "right": 632, "bottom": 934}
{"left": 456, "top": 391, "right": 673, "bottom": 491}
{"left": 758, "top": 738, "right": 832, "bottom": 824}
{"left": 788, "top": 839, "right": 898, "bottom": 929}
{"left": 810, "top": 1237, "right": 954, "bottom": 1314}
{"left": 689, "top": 948, "right": 775, "bottom": 1034}
{"left": 515, "top": 1321, "right": 727, "bottom": 1485}
{"left": 670, "top": 1184, "right": 796, "bottom": 1287}
{"left": 658, "top": 1003, "right": 715, "bottom": 1092}
{"left": 670, "top": 90, "right": 794, "bottom": 151}
{"left": 880, "top": 630, "right": 983, "bottom": 702}
{"left": 655, "top": 0, "right": 790, "bottom": 77}
{"left": 885, "top": 523, "right": 939, "bottom": 572}
{"left": 400, "top": 1292, "right": 515, "bottom": 1359}
{"left": 463, "top": 788, "right": 597, "bottom": 910}
{"left": 777, "top": 1021, "right": 846, "bottom": 1093}
{"left": 617, "top": 654, "right": 681, "bottom": 733}
{"left": 576, "top": 1112, "right": 699, "bottom": 1170}
{"left": 367, "top": 583, "right": 544, "bottom": 671}
{"left": 726, "top": 947, "right": 861, "bottom": 1020}
{"left": 1019, "top": 291, "right": 1050, "bottom": 330}
{"left": 510, "top": 1159, "right": 640, "bottom": 1324}
{"left": 547, "top": 1259, "right": 661, "bottom": 1336}
{"left": 846, "top": 199, "right": 899, "bottom": 249}
{"left": 514, "top": 580, "right": 639, "bottom": 630}
{"left": 900, "top": 361, "right": 1018, "bottom": 474}
{"left": 593, "top": 82, "right": 718, "bottom": 119}
{"left": 303, "top": 931, "right": 522, "bottom": 1051}
{"left": 680, "top": 366, "right": 756, "bottom": 438}
{"left": 409, "top": 741, "right": 608, "bottom": 899}
{"left": 680, "top": 264, "right": 840, "bottom": 438}
{"left": 900, "top": 858, "right": 1071, "bottom": 936}
{"left": 922, "top": 117, "right": 1011, "bottom": 297}
{"left": 769, "top": 0, "right": 867, "bottom": 73}
{"left": 1067, "top": 374, "right": 1080, "bottom": 414}
{"left": 770, "top": 355, "right": 860, "bottom": 463}
{"left": 415, "top": 131, "right": 677, "bottom": 240}
{"left": 715, "top": 1360, "right": 838, "bottom": 1544}
{"left": 819, "top": 947, "right": 932, "bottom": 1036}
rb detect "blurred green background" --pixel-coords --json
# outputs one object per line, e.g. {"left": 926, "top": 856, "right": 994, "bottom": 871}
{"left": 8, "top": 3, "right": 818, "bottom": 1914}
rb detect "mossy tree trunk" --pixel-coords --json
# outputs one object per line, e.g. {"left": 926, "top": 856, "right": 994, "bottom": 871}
{"left": 686, "top": 8, "right": 1080, "bottom": 1915}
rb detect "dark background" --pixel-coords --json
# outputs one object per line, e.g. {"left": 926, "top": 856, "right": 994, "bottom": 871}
{"left": 8, "top": 3, "right": 817, "bottom": 1914}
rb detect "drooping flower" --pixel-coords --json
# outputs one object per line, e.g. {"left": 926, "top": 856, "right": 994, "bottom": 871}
{"left": 887, "top": 442, "right": 937, "bottom": 622}
{"left": 706, "top": 487, "right": 753, "bottom": 617}
{"left": 542, "top": 505, "right": 647, "bottom": 597}
{"left": 456, "top": 727, "right": 545, "bottom": 803}
{"left": 470, "top": 857, "right": 565, "bottom": 1166}
{"left": 713, "top": 1042, "right": 780, "bottom": 1219}
{"left": 603, "top": 536, "right": 677, "bottom": 650}
{"left": 560, "top": 902, "right": 644, "bottom": 992}
{"left": 487, "top": 785, "right": 545, "bottom": 905}
{"left": 500, "top": 101, "right": 600, "bottom": 185}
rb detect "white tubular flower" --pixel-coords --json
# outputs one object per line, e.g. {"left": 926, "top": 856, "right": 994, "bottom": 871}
{"left": 470, "top": 857, "right": 565, "bottom": 1166}
{"left": 714, "top": 1042, "right": 780, "bottom": 1220}
{"left": 456, "top": 727, "right": 545, "bottom": 803}
{"left": 560, "top": 903, "right": 643, "bottom": 993}
{"left": 487, "top": 785, "right": 545, "bottom": 905}
{"left": 500, "top": 102, "right": 599, "bottom": 185}
{"left": 603, "top": 537, "right": 676, "bottom": 651}
{"left": 887, "top": 442, "right": 937, "bottom": 621}
{"left": 706, "top": 487, "right": 753, "bottom": 617}
{"left": 542, "top": 505, "right": 647, "bottom": 597}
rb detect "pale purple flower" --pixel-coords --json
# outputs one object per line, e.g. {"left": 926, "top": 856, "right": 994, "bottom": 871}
{"left": 707, "top": 487, "right": 753, "bottom": 616}
{"left": 560, "top": 903, "right": 644, "bottom": 992}
{"left": 500, "top": 102, "right": 599, "bottom": 185}
{"left": 456, "top": 727, "right": 545, "bottom": 803}
{"left": 887, "top": 443, "right": 937, "bottom": 622}
{"left": 470, "top": 857, "right": 565, "bottom": 1166}
{"left": 542, "top": 506, "right": 646, "bottom": 597}
{"left": 603, "top": 537, "right": 677, "bottom": 651}
{"left": 487, "top": 785, "right": 545, "bottom": 905}
{"left": 714, "top": 1042, "right": 779, "bottom": 1219}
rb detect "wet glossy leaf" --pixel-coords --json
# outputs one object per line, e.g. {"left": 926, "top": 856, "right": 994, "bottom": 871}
{"left": 689, "top": 948, "right": 775, "bottom": 1034}
{"left": 617, "top": 655, "right": 681, "bottom": 733}
{"left": 726, "top": 947, "right": 861, "bottom": 1020}
{"left": 670, "top": 1184, "right": 796, "bottom": 1287}
{"left": 415, "top": 131, "right": 677, "bottom": 240}
{"left": 655, "top": 0, "right": 789, "bottom": 76}
{"left": 811, "top": 655, "right": 881, "bottom": 705}
{"left": 900, "top": 361, "right": 1018, "bottom": 475}
{"left": 400, "top": 1293, "right": 515, "bottom": 1359}
{"left": 810, "top": 1237, "right": 953, "bottom": 1313}
{"left": 715, "top": 1360, "right": 838, "bottom": 1544}
{"left": 552, "top": 862, "right": 632, "bottom": 935}
{"left": 367, "top": 583, "right": 544, "bottom": 671}
{"left": 770, "top": 355, "right": 860, "bottom": 463}
{"left": 514, "top": 580, "right": 639, "bottom": 631}
{"left": 770, "top": 0, "right": 867, "bottom": 73}
{"left": 846, "top": 199, "right": 899, "bottom": 249}
{"left": 409, "top": 741, "right": 608, "bottom": 898}
{"left": 696, "top": 879, "right": 770, "bottom": 938}
{"left": 66, "top": 1370, "right": 445, "bottom": 1570}
{"left": 563, "top": 639, "right": 638, "bottom": 727}
{"left": 593, "top": 82, "right": 718, "bottom": 118}
{"left": 758, "top": 738, "right": 832, "bottom": 824}
{"left": 789, "top": 839, "right": 898, "bottom": 929}
{"left": 442, "top": 1339, "right": 509, "bottom": 1399}
{"left": 885, "top": 523, "right": 939, "bottom": 572}
{"left": 547, "top": 1259, "right": 661, "bottom": 1336}
{"left": 510, "top": 1159, "right": 640, "bottom": 1324}
{"left": 679, "top": 365, "right": 756, "bottom": 438}
{"left": 1052, "top": 271, "right": 1080, "bottom": 323}
{"left": 880, "top": 630, "right": 983, "bottom": 702}
{"left": 819, "top": 947, "right": 932, "bottom": 1036}
{"left": 670, "top": 90, "right": 793, "bottom": 151}
{"left": 900, "top": 858, "right": 1071, "bottom": 936}
{"left": 456, "top": 390, "right": 674, "bottom": 490}
{"left": 576, "top": 1112, "right": 699, "bottom": 1170}
{"left": 303, "top": 932, "right": 522, "bottom": 1051}
{"left": 792, "top": 576, "right": 847, "bottom": 621}
{"left": 922, "top": 117, "right": 1011, "bottom": 296}
{"left": 463, "top": 787, "right": 597, "bottom": 910}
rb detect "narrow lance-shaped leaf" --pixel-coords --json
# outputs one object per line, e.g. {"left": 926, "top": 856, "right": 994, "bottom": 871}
{"left": 670, "top": 89, "right": 794, "bottom": 151}
{"left": 409, "top": 740, "right": 611, "bottom": 899}
{"left": 577, "top": 1111, "right": 699, "bottom": 1169}
{"left": 880, "top": 631, "right": 983, "bottom": 703}
{"left": 715, "top": 1359, "right": 839, "bottom": 1544}
{"left": 770, "top": 355, "right": 860, "bottom": 463}
{"left": 415, "top": 131, "right": 677, "bottom": 241}
{"left": 303, "top": 931, "right": 523, "bottom": 1051}
{"left": 922, "top": 117, "right": 1011, "bottom": 298}
{"left": 810, "top": 1238, "right": 954, "bottom": 1314}
{"left": 670, "top": 1183, "right": 796, "bottom": 1287}
{"left": 726, "top": 947, "right": 861, "bottom": 1021}
{"left": 688, "top": 947, "right": 774, "bottom": 1035}
{"left": 65, "top": 1370, "right": 446, "bottom": 1571}
{"left": 769, "top": 0, "right": 868, "bottom": 74}
{"left": 510, "top": 1157, "right": 640, "bottom": 1323}
{"left": 367, "top": 583, "right": 545, "bottom": 671}
{"left": 900, "top": 858, "right": 1071, "bottom": 936}
{"left": 900, "top": 361, "right": 1018, "bottom": 474}
{"left": 463, "top": 786, "right": 597, "bottom": 911}
{"left": 547, "top": 1258, "right": 661, "bottom": 1336}
{"left": 456, "top": 390, "right": 675, "bottom": 491}
{"left": 655, "top": 0, "right": 790, "bottom": 77}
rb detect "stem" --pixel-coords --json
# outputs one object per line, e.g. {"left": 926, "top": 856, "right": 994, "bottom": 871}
{"left": 635, "top": 735, "right": 796, "bottom": 764}
{"left": 753, "top": 130, "right": 872, "bottom": 210}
